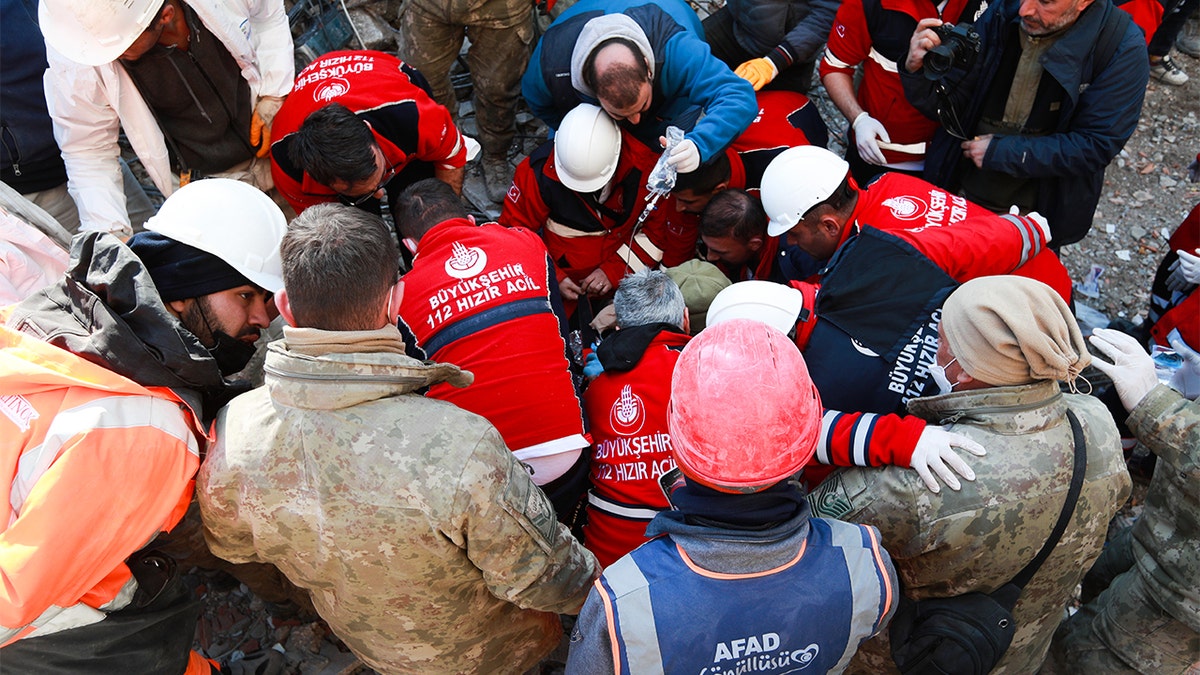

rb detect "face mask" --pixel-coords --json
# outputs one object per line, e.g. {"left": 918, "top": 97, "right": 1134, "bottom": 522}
{"left": 207, "top": 330, "right": 258, "bottom": 376}
{"left": 929, "top": 357, "right": 959, "bottom": 395}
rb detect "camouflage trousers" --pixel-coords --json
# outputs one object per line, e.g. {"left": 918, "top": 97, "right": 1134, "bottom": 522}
{"left": 1044, "top": 570, "right": 1200, "bottom": 674}
{"left": 397, "top": 0, "right": 535, "bottom": 160}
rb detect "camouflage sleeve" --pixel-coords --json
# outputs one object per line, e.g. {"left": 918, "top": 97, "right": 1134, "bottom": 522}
{"left": 1127, "top": 384, "right": 1200, "bottom": 470}
{"left": 452, "top": 426, "right": 598, "bottom": 614}
{"left": 564, "top": 582, "right": 616, "bottom": 675}
{"left": 196, "top": 414, "right": 265, "bottom": 565}
{"left": 807, "top": 467, "right": 927, "bottom": 559}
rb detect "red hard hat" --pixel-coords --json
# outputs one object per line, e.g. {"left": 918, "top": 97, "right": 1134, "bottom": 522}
{"left": 668, "top": 319, "right": 823, "bottom": 493}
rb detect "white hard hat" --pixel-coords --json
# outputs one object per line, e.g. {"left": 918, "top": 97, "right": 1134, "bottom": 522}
{"left": 706, "top": 280, "right": 805, "bottom": 336}
{"left": 39, "top": 0, "right": 163, "bottom": 66}
{"left": 761, "top": 146, "right": 850, "bottom": 237}
{"left": 145, "top": 179, "right": 287, "bottom": 293}
{"left": 554, "top": 104, "right": 622, "bottom": 193}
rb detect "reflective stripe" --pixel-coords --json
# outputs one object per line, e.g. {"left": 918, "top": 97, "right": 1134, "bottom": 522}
{"left": 616, "top": 244, "right": 649, "bottom": 273}
{"left": 868, "top": 48, "right": 899, "bottom": 73}
{"left": 545, "top": 218, "right": 607, "bottom": 238}
{"left": 851, "top": 413, "right": 878, "bottom": 467}
{"left": 1000, "top": 214, "right": 1035, "bottom": 266}
{"left": 11, "top": 395, "right": 198, "bottom": 521}
{"left": 588, "top": 491, "right": 661, "bottom": 521}
{"left": 675, "top": 541, "right": 807, "bottom": 579}
{"left": 816, "top": 410, "right": 838, "bottom": 465}
{"left": 616, "top": 232, "right": 666, "bottom": 274}
{"left": 422, "top": 297, "right": 551, "bottom": 356}
{"left": 602, "top": 557, "right": 666, "bottom": 675}
{"left": 1, "top": 574, "right": 138, "bottom": 644}
{"left": 825, "top": 521, "right": 894, "bottom": 672}
{"left": 823, "top": 50, "right": 855, "bottom": 70}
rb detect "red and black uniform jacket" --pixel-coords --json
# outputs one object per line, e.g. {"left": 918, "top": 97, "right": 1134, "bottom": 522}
{"left": 582, "top": 326, "right": 688, "bottom": 568}
{"left": 269, "top": 51, "right": 466, "bottom": 214}
{"left": 396, "top": 218, "right": 587, "bottom": 459}
{"left": 500, "top": 133, "right": 672, "bottom": 293}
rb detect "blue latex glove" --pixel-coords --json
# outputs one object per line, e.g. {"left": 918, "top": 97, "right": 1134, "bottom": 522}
{"left": 584, "top": 350, "right": 605, "bottom": 380}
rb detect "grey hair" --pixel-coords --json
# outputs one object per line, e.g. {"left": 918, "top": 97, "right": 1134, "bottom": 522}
{"left": 281, "top": 203, "right": 399, "bottom": 331}
{"left": 614, "top": 268, "right": 685, "bottom": 329}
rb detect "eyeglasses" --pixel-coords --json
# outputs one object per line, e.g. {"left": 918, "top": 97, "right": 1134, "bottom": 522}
{"left": 341, "top": 163, "right": 398, "bottom": 207}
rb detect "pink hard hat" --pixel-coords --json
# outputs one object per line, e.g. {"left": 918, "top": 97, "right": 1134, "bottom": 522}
{"left": 668, "top": 318, "right": 822, "bottom": 493}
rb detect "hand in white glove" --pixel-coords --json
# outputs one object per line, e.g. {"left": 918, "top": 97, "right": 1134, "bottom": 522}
{"left": 1167, "top": 332, "right": 1200, "bottom": 400}
{"left": 852, "top": 112, "right": 891, "bottom": 166}
{"left": 1165, "top": 248, "right": 1200, "bottom": 293}
{"left": 909, "top": 426, "right": 987, "bottom": 493}
{"left": 1009, "top": 206, "right": 1053, "bottom": 244}
{"left": 663, "top": 138, "right": 701, "bottom": 173}
{"left": 1088, "top": 328, "right": 1158, "bottom": 411}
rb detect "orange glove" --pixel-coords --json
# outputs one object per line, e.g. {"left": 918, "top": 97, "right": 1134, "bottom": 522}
{"left": 734, "top": 57, "right": 778, "bottom": 91}
{"left": 250, "top": 95, "right": 285, "bottom": 158}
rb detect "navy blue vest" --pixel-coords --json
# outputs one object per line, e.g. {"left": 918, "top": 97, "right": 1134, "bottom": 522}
{"left": 598, "top": 518, "right": 894, "bottom": 673}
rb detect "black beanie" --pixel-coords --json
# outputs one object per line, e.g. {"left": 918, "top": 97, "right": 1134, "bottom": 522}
{"left": 128, "top": 231, "right": 254, "bottom": 302}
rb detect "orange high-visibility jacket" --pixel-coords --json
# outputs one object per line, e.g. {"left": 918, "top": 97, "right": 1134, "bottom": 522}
{"left": 0, "top": 325, "right": 204, "bottom": 646}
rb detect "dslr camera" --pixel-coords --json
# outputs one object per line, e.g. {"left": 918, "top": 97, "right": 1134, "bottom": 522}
{"left": 923, "top": 22, "right": 981, "bottom": 80}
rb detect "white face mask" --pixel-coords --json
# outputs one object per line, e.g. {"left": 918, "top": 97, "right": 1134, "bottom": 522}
{"left": 929, "top": 357, "right": 959, "bottom": 395}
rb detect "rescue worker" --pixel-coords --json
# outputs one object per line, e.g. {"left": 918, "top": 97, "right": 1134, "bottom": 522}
{"left": 269, "top": 50, "right": 468, "bottom": 217}
{"left": 394, "top": 179, "right": 590, "bottom": 520}
{"left": 820, "top": 0, "right": 983, "bottom": 183}
{"left": 809, "top": 276, "right": 1131, "bottom": 674}
{"left": 699, "top": 189, "right": 816, "bottom": 283}
{"left": 1046, "top": 328, "right": 1200, "bottom": 673}
{"left": 199, "top": 202, "right": 597, "bottom": 673}
{"left": 39, "top": 0, "right": 294, "bottom": 236}
{"left": 759, "top": 146, "right": 1065, "bottom": 416}
{"left": 501, "top": 104, "right": 674, "bottom": 309}
{"left": 522, "top": 0, "right": 757, "bottom": 172}
{"left": 0, "top": 178, "right": 286, "bottom": 674}
{"left": 706, "top": 280, "right": 986, "bottom": 493}
{"left": 581, "top": 268, "right": 691, "bottom": 567}
{"left": 567, "top": 318, "right": 898, "bottom": 674}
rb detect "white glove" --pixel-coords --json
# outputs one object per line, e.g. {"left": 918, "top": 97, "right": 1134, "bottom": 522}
{"left": 1088, "top": 328, "right": 1159, "bottom": 411}
{"left": 852, "top": 112, "right": 891, "bottom": 166}
{"left": 1010, "top": 206, "right": 1053, "bottom": 244}
{"left": 1167, "top": 332, "right": 1200, "bottom": 400}
{"left": 909, "top": 426, "right": 987, "bottom": 493}
{"left": 665, "top": 139, "right": 701, "bottom": 173}
{"left": 1165, "top": 248, "right": 1200, "bottom": 293}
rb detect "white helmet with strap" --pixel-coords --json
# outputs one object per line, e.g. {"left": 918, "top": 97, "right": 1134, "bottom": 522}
{"left": 553, "top": 104, "right": 622, "bottom": 193}
{"left": 761, "top": 146, "right": 850, "bottom": 237}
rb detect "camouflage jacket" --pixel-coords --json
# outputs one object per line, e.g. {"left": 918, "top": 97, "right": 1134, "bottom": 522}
{"left": 1127, "top": 384, "right": 1200, "bottom": 631}
{"left": 808, "top": 380, "right": 1131, "bottom": 674}
{"left": 198, "top": 326, "right": 598, "bottom": 674}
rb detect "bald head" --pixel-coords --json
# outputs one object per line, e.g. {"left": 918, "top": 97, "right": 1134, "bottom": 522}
{"left": 585, "top": 39, "right": 651, "bottom": 123}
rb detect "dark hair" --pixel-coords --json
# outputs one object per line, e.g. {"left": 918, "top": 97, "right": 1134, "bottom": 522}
{"left": 289, "top": 103, "right": 377, "bottom": 186}
{"left": 584, "top": 39, "right": 650, "bottom": 110}
{"left": 674, "top": 151, "right": 731, "bottom": 195}
{"left": 394, "top": 178, "right": 470, "bottom": 242}
{"left": 699, "top": 189, "right": 767, "bottom": 242}
{"left": 281, "top": 203, "right": 399, "bottom": 331}
{"left": 809, "top": 174, "right": 857, "bottom": 220}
